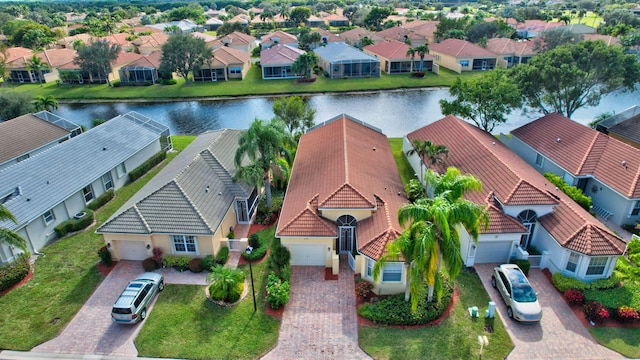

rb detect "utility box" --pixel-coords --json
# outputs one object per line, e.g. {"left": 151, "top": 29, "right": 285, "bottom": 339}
{"left": 487, "top": 301, "right": 496, "bottom": 318}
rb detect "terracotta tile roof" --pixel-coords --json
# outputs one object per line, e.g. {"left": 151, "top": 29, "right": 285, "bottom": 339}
{"left": 3, "top": 47, "right": 32, "bottom": 62}
{"left": 486, "top": 38, "right": 537, "bottom": 56}
{"left": 403, "top": 20, "right": 438, "bottom": 37}
{"left": 229, "top": 14, "right": 250, "bottom": 24}
{"left": 211, "top": 46, "right": 250, "bottom": 66}
{"left": 122, "top": 50, "right": 162, "bottom": 68}
{"left": 504, "top": 180, "right": 558, "bottom": 206}
{"left": 364, "top": 40, "right": 434, "bottom": 60}
{"left": 0, "top": 114, "right": 71, "bottom": 163}
{"left": 130, "top": 33, "right": 169, "bottom": 51}
{"left": 314, "top": 28, "right": 343, "bottom": 43}
{"left": 376, "top": 26, "right": 426, "bottom": 44}
{"left": 36, "top": 48, "right": 77, "bottom": 68}
{"left": 260, "top": 44, "right": 304, "bottom": 65}
{"left": 101, "top": 33, "right": 132, "bottom": 47}
{"left": 429, "top": 38, "right": 497, "bottom": 58}
{"left": 486, "top": 194, "right": 528, "bottom": 234}
{"left": 217, "top": 31, "right": 256, "bottom": 47}
{"left": 408, "top": 115, "right": 625, "bottom": 256}
{"left": 516, "top": 20, "right": 563, "bottom": 32}
{"left": 277, "top": 115, "right": 407, "bottom": 259}
{"left": 114, "top": 51, "right": 144, "bottom": 67}
{"left": 324, "top": 13, "right": 348, "bottom": 21}
{"left": 339, "top": 28, "right": 384, "bottom": 44}
{"left": 511, "top": 113, "right": 640, "bottom": 198}
{"left": 584, "top": 34, "right": 621, "bottom": 46}
{"left": 261, "top": 31, "right": 297, "bottom": 46}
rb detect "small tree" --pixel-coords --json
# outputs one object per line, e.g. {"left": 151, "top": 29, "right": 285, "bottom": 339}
{"left": 74, "top": 39, "right": 121, "bottom": 86}
{"left": 24, "top": 55, "right": 49, "bottom": 85}
{"left": 33, "top": 95, "right": 58, "bottom": 112}
{"left": 291, "top": 51, "right": 317, "bottom": 79}
{"left": 160, "top": 33, "right": 213, "bottom": 84}
{"left": 272, "top": 95, "right": 316, "bottom": 135}
{"left": 207, "top": 265, "right": 244, "bottom": 302}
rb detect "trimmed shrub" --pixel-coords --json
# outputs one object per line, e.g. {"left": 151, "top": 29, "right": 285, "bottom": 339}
{"left": 564, "top": 289, "right": 585, "bottom": 305}
{"left": 242, "top": 235, "right": 267, "bottom": 261}
{"left": 128, "top": 151, "right": 167, "bottom": 183}
{"left": 266, "top": 272, "right": 290, "bottom": 309}
{"left": 590, "top": 275, "right": 621, "bottom": 290}
{"left": 627, "top": 237, "right": 640, "bottom": 256}
{"left": 189, "top": 258, "right": 203, "bottom": 273}
{"left": 543, "top": 172, "right": 592, "bottom": 212}
{"left": 142, "top": 257, "right": 158, "bottom": 271}
{"left": 269, "top": 238, "right": 291, "bottom": 270}
{"left": 163, "top": 255, "right": 190, "bottom": 271}
{"left": 98, "top": 245, "right": 112, "bottom": 266}
{"left": 355, "top": 279, "right": 374, "bottom": 299}
{"left": 54, "top": 209, "right": 94, "bottom": 238}
{"left": 215, "top": 247, "right": 229, "bottom": 266}
{"left": 278, "top": 263, "right": 291, "bottom": 282}
{"left": 248, "top": 233, "right": 260, "bottom": 249}
{"left": 0, "top": 253, "right": 31, "bottom": 292}
{"left": 87, "top": 189, "right": 114, "bottom": 211}
{"left": 202, "top": 255, "right": 215, "bottom": 271}
{"left": 552, "top": 272, "right": 590, "bottom": 292}
{"left": 584, "top": 301, "right": 610, "bottom": 323}
{"left": 615, "top": 306, "right": 639, "bottom": 323}
{"left": 152, "top": 247, "right": 163, "bottom": 267}
{"left": 512, "top": 259, "right": 531, "bottom": 275}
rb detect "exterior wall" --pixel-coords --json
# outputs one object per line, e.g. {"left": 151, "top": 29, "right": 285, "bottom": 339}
{"left": 123, "top": 141, "right": 161, "bottom": 177}
{"left": 218, "top": 204, "right": 238, "bottom": 243}
{"left": 584, "top": 177, "right": 636, "bottom": 226}
{"left": 104, "top": 232, "right": 220, "bottom": 261}
{"left": 431, "top": 52, "right": 462, "bottom": 73}
{"left": 320, "top": 209, "right": 373, "bottom": 222}
{"left": 280, "top": 236, "right": 335, "bottom": 267}
{"left": 357, "top": 256, "right": 406, "bottom": 295}
{"left": 501, "top": 204, "right": 555, "bottom": 220}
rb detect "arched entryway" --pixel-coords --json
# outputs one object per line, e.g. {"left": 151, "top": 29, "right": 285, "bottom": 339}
{"left": 337, "top": 215, "right": 357, "bottom": 254}
{"left": 517, "top": 210, "right": 537, "bottom": 249}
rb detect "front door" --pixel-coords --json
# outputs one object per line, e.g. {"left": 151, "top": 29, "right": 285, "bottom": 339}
{"left": 337, "top": 215, "right": 357, "bottom": 254}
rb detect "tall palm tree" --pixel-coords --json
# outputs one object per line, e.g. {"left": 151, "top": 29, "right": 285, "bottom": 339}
{"left": 33, "top": 95, "right": 58, "bottom": 112}
{"left": 24, "top": 55, "right": 50, "bottom": 86}
{"left": 406, "top": 139, "right": 448, "bottom": 183}
{"left": 234, "top": 119, "right": 292, "bottom": 209}
{"left": 1, "top": 204, "right": 28, "bottom": 253}
{"left": 413, "top": 44, "right": 429, "bottom": 72}
{"left": 406, "top": 47, "right": 416, "bottom": 73}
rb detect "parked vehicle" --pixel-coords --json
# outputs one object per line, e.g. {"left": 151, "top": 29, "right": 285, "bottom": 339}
{"left": 491, "top": 264, "right": 542, "bottom": 322}
{"left": 111, "top": 272, "right": 164, "bottom": 324}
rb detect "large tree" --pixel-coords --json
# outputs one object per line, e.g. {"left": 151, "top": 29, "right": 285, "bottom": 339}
{"left": 272, "top": 95, "right": 316, "bottom": 136}
{"left": 160, "top": 33, "right": 213, "bottom": 84}
{"left": 74, "top": 39, "right": 121, "bottom": 86}
{"left": 1, "top": 204, "right": 28, "bottom": 254}
{"left": 291, "top": 51, "right": 317, "bottom": 78}
{"left": 0, "top": 91, "right": 35, "bottom": 121}
{"left": 512, "top": 40, "right": 640, "bottom": 118}
{"left": 440, "top": 68, "right": 522, "bottom": 132}
{"left": 533, "top": 28, "right": 584, "bottom": 52}
{"left": 234, "top": 119, "right": 292, "bottom": 209}
{"left": 364, "top": 7, "right": 392, "bottom": 31}
{"left": 289, "top": 7, "right": 311, "bottom": 27}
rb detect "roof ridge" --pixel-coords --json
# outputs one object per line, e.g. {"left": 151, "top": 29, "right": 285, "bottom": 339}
{"left": 172, "top": 180, "right": 215, "bottom": 233}
{"left": 343, "top": 116, "right": 349, "bottom": 183}
{"left": 133, "top": 204, "right": 152, "bottom": 233}
{"left": 578, "top": 131, "right": 607, "bottom": 174}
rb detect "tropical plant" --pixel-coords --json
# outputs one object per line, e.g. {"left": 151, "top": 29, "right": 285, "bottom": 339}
{"left": 24, "top": 55, "right": 49, "bottom": 85}
{"left": 74, "top": 39, "right": 121, "bottom": 86}
{"left": 406, "top": 47, "right": 416, "bottom": 73}
{"left": 272, "top": 95, "right": 316, "bottom": 136}
{"left": 406, "top": 139, "right": 448, "bottom": 183}
{"left": 0, "top": 204, "right": 28, "bottom": 253}
{"left": 291, "top": 51, "right": 318, "bottom": 79}
{"left": 33, "top": 95, "right": 58, "bottom": 112}
{"left": 207, "top": 265, "right": 244, "bottom": 302}
{"left": 413, "top": 44, "right": 429, "bottom": 72}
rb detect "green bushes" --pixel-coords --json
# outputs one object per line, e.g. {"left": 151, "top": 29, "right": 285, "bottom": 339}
{"left": 163, "top": 255, "right": 190, "bottom": 271}
{"left": 54, "top": 209, "right": 94, "bottom": 238}
{"left": 142, "top": 257, "right": 158, "bottom": 271}
{"left": 0, "top": 253, "right": 30, "bottom": 292}
{"left": 98, "top": 246, "right": 112, "bottom": 266}
{"left": 87, "top": 189, "right": 114, "bottom": 211}
{"left": 551, "top": 272, "right": 620, "bottom": 292}
{"left": 512, "top": 259, "right": 531, "bottom": 275}
{"left": 207, "top": 265, "right": 245, "bottom": 303}
{"left": 266, "top": 273, "right": 290, "bottom": 309}
{"left": 265, "top": 238, "right": 291, "bottom": 309}
{"left": 242, "top": 235, "right": 268, "bottom": 261}
{"left": 189, "top": 258, "right": 203, "bottom": 273}
{"left": 215, "top": 247, "right": 229, "bottom": 266}
{"left": 129, "top": 151, "right": 167, "bottom": 183}
{"left": 543, "top": 172, "right": 592, "bottom": 212}
{"left": 268, "top": 238, "right": 291, "bottom": 270}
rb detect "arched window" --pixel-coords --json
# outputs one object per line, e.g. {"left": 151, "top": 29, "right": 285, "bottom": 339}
{"left": 517, "top": 210, "right": 537, "bottom": 249}
{"left": 337, "top": 215, "right": 357, "bottom": 254}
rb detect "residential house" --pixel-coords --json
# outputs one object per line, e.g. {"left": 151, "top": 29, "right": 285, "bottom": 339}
{"left": 314, "top": 42, "right": 380, "bottom": 78}
{"left": 0, "top": 112, "right": 171, "bottom": 264}
{"left": 0, "top": 112, "right": 81, "bottom": 170}
{"left": 229, "top": 14, "right": 251, "bottom": 26}
{"left": 429, "top": 38, "right": 498, "bottom": 73}
{"left": 339, "top": 28, "right": 384, "bottom": 48}
{"left": 595, "top": 106, "right": 640, "bottom": 148}
{"left": 276, "top": 115, "right": 408, "bottom": 294}
{"left": 306, "top": 15, "right": 325, "bottom": 27}
{"left": 119, "top": 51, "right": 162, "bottom": 85}
{"left": 376, "top": 26, "right": 428, "bottom": 47}
{"left": 407, "top": 115, "right": 626, "bottom": 281}
{"left": 213, "top": 32, "right": 257, "bottom": 53}
{"left": 324, "top": 13, "right": 349, "bottom": 27}
{"left": 148, "top": 20, "right": 203, "bottom": 33}
{"left": 313, "top": 29, "right": 344, "bottom": 47}
{"left": 486, "top": 38, "right": 537, "bottom": 68}
{"left": 261, "top": 30, "right": 298, "bottom": 49}
{"left": 515, "top": 20, "right": 563, "bottom": 38}
{"left": 502, "top": 112, "right": 640, "bottom": 228}
{"left": 204, "top": 17, "right": 224, "bottom": 31}
{"left": 193, "top": 46, "right": 251, "bottom": 81}
{"left": 363, "top": 40, "right": 435, "bottom": 74}
{"left": 56, "top": 33, "right": 94, "bottom": 49}
{"left": 403, "top": 20, "right": 438, "bottom": 46}
{"left": 97, "top": 129, "right": 258, "bottom": 261}
{"left": 260, "top": 44, "right": 306, "bottom": 79}
{"left": 191, "top": 32, "right": 217, "bottom": 48}
{"left": 6, "top": 48, "right": 77, "bottom": 84}
{"left": 130, "top": 32, "right": 169, "bottom": 55}
{"left": 557, "top": 24, "right": 597, "bottom": 35}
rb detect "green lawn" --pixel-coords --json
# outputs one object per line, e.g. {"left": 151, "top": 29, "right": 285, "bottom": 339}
{"left": 389, "top": 138, "right": 417, "bottom": 188}
{"left": 589, "top": 327, "right": 640, "bottom": 358}
{"left": 3, "top": 66, "right": 478, "bottom": 101}
{"left": 359, "top": 271, "right": 513, "bottom": 360}
{"left": 135, "top": 228, "right": 280, "bottom": 360}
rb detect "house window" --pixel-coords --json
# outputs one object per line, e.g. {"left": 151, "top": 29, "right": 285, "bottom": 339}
{"left": 116, "top": 163, "right": 126, "bottom": 178}
{"left": 229, "top": 67, "right": 241, "bottom": 74}
{"left": 82, "top": 185, "right": 94, "bottom": 203}
{"left": 631, "top": 201, "right": 640, "bottom": 216}
{"left": 43, "top": 210, "right": 55, "bottom": 225}
{"left": 458, "top": 60, "right": 470, "bottom": 67}
{"left": 171, "top": 235, "right": 197, "bottom": 253}
{"left": 102, "top": 172, "right": 113, "bottom": 191}
{"left": 382, "top": 262, "right": 403, "bottom": 282}
{"left": 586, "top": 257, "right": 608, "bottom": 276}
{"left": 367, "top": 258, "right": 374, "bottom": 278}
{"left": 535, "top": 153, "right": 544, "bottom": 167}
{"left": 565, "top": 252, "right": 579, "bottom": 273}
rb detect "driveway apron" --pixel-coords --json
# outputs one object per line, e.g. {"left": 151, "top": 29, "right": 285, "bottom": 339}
{"left": 474, "top": 264, "right": 623, "bottom": 360}
{"left": 262, "top": 259, "right": 371, "bottom": 360}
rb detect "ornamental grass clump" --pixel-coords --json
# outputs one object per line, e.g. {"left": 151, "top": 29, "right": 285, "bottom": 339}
{"left": 208, "top": 265, "right": 245, "bottom": 303}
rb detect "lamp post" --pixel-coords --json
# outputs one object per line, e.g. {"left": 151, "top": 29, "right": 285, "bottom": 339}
{"left": 246, "top": 246, "right": 257, "bottom": 312}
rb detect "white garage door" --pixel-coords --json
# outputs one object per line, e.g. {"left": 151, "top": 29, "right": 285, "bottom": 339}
{"left": 116, "top": 240, "right": 148, "bottom": 260}
{"left": 474, "top": 241, "right": 513, "bottom": 264}
{"left": 288, "top": 244, "right": 325, "bottom": 266}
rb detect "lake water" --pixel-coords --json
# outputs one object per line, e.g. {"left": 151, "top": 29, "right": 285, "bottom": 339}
{"left": 54, "top": 88, "right": 640, "bottom": 137}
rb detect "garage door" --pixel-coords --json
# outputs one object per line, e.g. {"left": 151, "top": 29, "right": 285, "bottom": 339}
{"left": 474, "top": 241, "right": 513, "bottom": 264}
{"left": 288, "top": 244, "right": 325, "bottom": 266}
{"left": 115, "top": 240, "right": 148, "bottom": 260}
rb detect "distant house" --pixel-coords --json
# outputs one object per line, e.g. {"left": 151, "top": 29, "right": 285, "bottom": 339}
{"left": 314, "top": 42, "right": 380, "bottom": 78}
{"left": 376, "top": 26, "right": 428, "bottom": 47}
{"left": 407, "top": 115, "right": 626, "bottom": 281}
{"left": 515, "top": 20, "right": 563, "bottom": 38}
{"left": 130, "top": 32, "right": 169, "bottom": 55}
{"left": 557, "top": 24, "right": 597, "bottom": 35}
{"left": 429, "top": 38, "right": 498, "bottom": 73}
{"left": 0, "top": 112, "right": 81, "bottom": 170}
{"left": 97, "top": 129, "right": 258, "bottom": 261}
{"left": 339, "top": 28, "right": 384, "bottom": 48}
{"left": 485, "top": 38, "right": 537, "bottom": 68}
{"left": 312, "top": 29, "right": 344, "bottom": 47}
{"left": 595, "top": 106, "right": 640, "bottom": 148}
{"left": 0, "top": 112, "right": 171, "bottom": 264}
{"left": 204, "top": 17, "right": 224, "bottom": 31}
{"left": 261, "top": 30, "right": 298, "bottom": 49}
{"left": 212, "top": 31, "right": 257, "bottom": 53}
{"left": 306, "top": 15, "right": 325, "bottom": 27}
{"left": 148, "top": 20, "right": 203, "bottom": 33}
{"left": 583, "top": 34, "right": 621, "bottom": 46}
{"left": 363, "top": 40, "right": 434, "bottom": 74}
{"left": 502, "top": 112, "right": 640, "bottom": 227}
{"left": 118, "top": 50, "right": 162, "bottom": 85}
{"left": 260, "top": 44, "right": 306, "bottom": 79}
{"left": 56, "top": 33, "right": 94, "bottom": 49}
{"left": 6, "top": 48, "right": 77, "bottom": 84}
{"left": 324, "top": 13, "right": 349, "bottom": 27}
{"left": 193, "top": 46, "right": 251, "bottom": 81}
{"left": 403, "top": 20, "right": 438, "bottom": 46}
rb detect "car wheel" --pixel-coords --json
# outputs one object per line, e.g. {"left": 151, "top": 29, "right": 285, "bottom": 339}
{"left": 140, "top": 308, "right": 147, "bottom": 320}
{"left": 158, "top": 281, "right": 164, "bottom": 292}
{"left": 491, "top": 276, "right": 497, "bottom": 288}
{"left": 507, "top": 307, "right": 513, "bottom": 319}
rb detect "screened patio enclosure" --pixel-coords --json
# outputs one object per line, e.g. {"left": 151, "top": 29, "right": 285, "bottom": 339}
{"left": 329, "top": 59, "right": 380, "bottom": 78}
{"left": 193, "top": 68, "right": 226, "bottom": 82}
{"left": 119, "top": 66, "right": 158, "bottom": 84}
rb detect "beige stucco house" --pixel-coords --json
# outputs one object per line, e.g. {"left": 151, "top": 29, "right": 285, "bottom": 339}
{"left": 429, "top": 38, "right": 498, "bottom": 73}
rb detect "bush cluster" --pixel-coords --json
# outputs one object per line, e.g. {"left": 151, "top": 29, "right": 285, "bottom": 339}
{"left": 86, "top": 189, "right": 114, "bottom": 211}
{"left": 54, "top": 209, "right": 94, "bottom": 238}
{"left": 189, "top": 258, "right": 203, "bottom": 273}
{"left": 128, "top": 151, "right": 167, "bottom": 183}
{"left": 0, "top": 253, "right": 30, "bottom": 292}
{"left": 216, "top": 247, "right": 229, "bottom": 266}
{"left": 242, "top": 234, "right": 268, "bottom": 261}
{"left": 615, "top": 306, "right": 639, "bottom": 323}
{"left": 152, "top": 247, "right": 163, "bottom": 266}
{"left": 266, "top": 273, "right": 290, "bottom": 309}
{"left": 551, "top": 272, "right": 620, "bottom": 292}
{"left": 584, "top": 301, "right": 610, "bottom": 323}
{"left": 543, "top": 172, "right": 592, "bottom": 212}
{"left": 255, "top": 195, "right": 282, "bottom": 225}
{"left": 208, "top": 265, "right": 245, "bottom": 303}
{"left": 98, "top": 245, "right": 112, "bottom": 266}
{"left": 163, "top": 255, "right": 190, "bottom": 271}
{"left": 269, "top": 238, "right": 291, "bottom": 271}
{"left": 265, "top": 238, "right": 291, "bottom": 309}
{"left": 564, "top": 289, "right": 585, "bottom": 305}
{"left": 512, "top": 259, "right": 531, "bottom": 275}
{"left": 355, "top": 279, "right": 374, "bottom": 299}
{"left": 142, "top": 257, "right": 158, "bottom": 272}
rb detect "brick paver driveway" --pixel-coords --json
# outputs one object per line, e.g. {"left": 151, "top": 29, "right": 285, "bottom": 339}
{"left": 475, "top": 264, "right": 623, "bottom": 360}
{"left": 262, "top": 260, "right": 371, "bottom": 360}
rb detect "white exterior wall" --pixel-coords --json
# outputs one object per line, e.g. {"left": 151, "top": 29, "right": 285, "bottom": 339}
{"left": 123, "top": 141, "right": 161, "bottom": 178}
{"left": 501, "top": 134, "right": 571, "bottom": 181}
{"left": 403, "top": 136, "right": 427, "bottom": 184}
{"left": 584, "top": 177, "right": 637, "bottom": 226}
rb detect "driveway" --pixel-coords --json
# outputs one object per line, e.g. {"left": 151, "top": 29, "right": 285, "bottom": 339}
{"left": 32, "top": 260, "right": 207, "bottom": 357}
{"left": 474, "top": 264, "right": 623, "bottom": 360}
{"left": 262, "top": 259, "right": 371, "bottom": 360}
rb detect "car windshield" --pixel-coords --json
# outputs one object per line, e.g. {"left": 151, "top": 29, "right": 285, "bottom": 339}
{"left": 512, "top": 285, "right": 537, "bottom": 302}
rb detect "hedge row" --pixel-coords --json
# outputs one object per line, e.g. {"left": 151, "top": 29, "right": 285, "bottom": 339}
{"left": 0, "top": 253, "right": 31, "bottom": 292}
{"left": 551, "top": 272, "right": 621, "bottom": 292}
{"left": 87, "top": 189, "right": 114, "bottom": 211}
{"left": 543, "top": 172, "right": 592, "bottom": 212}
{"left": 54, "top": 209, "right": 94, "bottom": 238}
{"left": 128, "top": 151, "right": 167, "bottom": 183}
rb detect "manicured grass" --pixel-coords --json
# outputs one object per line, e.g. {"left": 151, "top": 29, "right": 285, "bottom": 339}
{"left": 359, "top": 271, "right": 513, "bottom": 360}
{"left": 389, "top": 138, "right": 418, "bottom": 189}
{"left": 0, "top": 143, "right": 193, "bottom": 350}
{"left": 4, "top": 66, "right": 479, "bottom": 101}
{"left": 135, "top": 227, "right": 280, "bottom": 360}
{"left": 589, "top": 327, "right": 640, "bottom": 359}
{"left": 171, "top": 135, "right": 196, "bottom": 151}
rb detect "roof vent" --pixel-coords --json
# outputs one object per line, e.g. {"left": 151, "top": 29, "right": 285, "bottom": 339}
{"left": 622, "top": 160, "right": 627, "bottom": 168}
{"left": 205, "top": 186, "right": 210, "bottom": 193}
{"left": 373, "top": 147, "right": 376, "bottom": 151}
{"left": 492, "top": 141, "right": 496, "bottom": 145}
{"left": 102, "top": 147, "right": 107, "bottom": 151}
{"left": 556, "top": 138, "right": 561, "bottom": 142}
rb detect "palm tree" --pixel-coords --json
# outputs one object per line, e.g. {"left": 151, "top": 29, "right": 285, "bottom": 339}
{"left": 24, "top": 55, "right": 50, "bottom": 86}
{"left": 33, "top": 95, "right": 58, "bottom": 112}
{"left": 406, "top": 47, "right": 416, "bottom": 73}
{"left": 413, "top": 44, "right": 429, "bottom": 72}
{"left": 406, "top": 139, "right": 448, "bottom": 183}
{"left": 234, "top": 119, "right": 292, "bottom": 209}
{"left": 207, "top": 265, "right": 244, "bottom": 302}
{"left": 1, "top": 204, "right": 28, "bottom": 254}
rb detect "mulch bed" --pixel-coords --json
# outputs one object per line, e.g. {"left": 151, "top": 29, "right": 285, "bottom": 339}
{"left": 97, "top": 261, "right": 118, "bottom": 276}
{"left": 325, "top": 268, "right": 339, "bottom": 280}
{"left": 265, "top": 303, "right": 285, "bottom": 319}
{"left": 0, "top": 268, "right": 33, "bottom": 296}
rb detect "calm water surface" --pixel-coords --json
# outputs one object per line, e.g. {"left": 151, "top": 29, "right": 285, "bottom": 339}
{"left": 54, "top": 88, "right": 640, "bottom": 137}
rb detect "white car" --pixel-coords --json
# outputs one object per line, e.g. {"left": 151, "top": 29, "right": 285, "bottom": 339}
{"left": 491, "top": 264, "right": 542, "bottom": 322}
{"left": 111, "top": 272, "right": 164, "bottom": 324}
